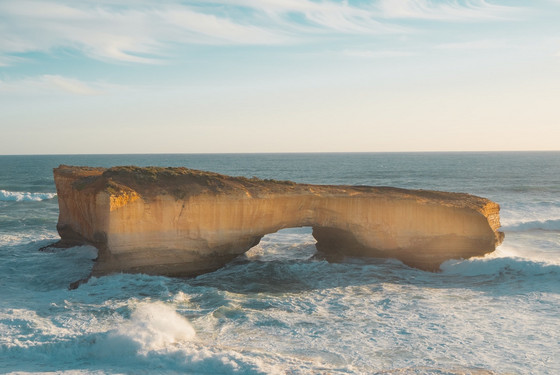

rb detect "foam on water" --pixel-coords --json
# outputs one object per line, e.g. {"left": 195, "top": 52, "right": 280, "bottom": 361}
{"left": 89, "top": 301, "right": 275, "bottom": 374}
{"left": 0, "top": 231, "right": 59, "bottom": 247}
{"left": 441, "top": 251, "right": 560, "bottom": 278}
{"left": 499, "top": 201, "right": 560, "bottom": 228}
{"left": 501, "top": 218, "right": 560, "bottom": 232}
{"left": 245, "top": 227, "right": 316, "bottom": 262}
{"left": 0, "top": 189, "right": 56, "bottom": 202}
{"left": 1, "top": 235, "right": 559, "bottom": 374}
{"left": 0, "top": 299, "right": 277, "bottom": 374}
{"left": 106, "top": 301, "right": 196, "bottom": 352}
{"left": 1, "top": 152, "right": 559, "bottom": 374}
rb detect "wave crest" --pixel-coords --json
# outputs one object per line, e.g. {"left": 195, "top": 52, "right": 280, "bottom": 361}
{"left": 441, "top": 256, "right": 560, "bottom": 277}
{"left": 0, "top": 189, "right": 56, "bottom": 202}
{"left": 502, "top": 219, "right": 560, "bottom": 232}
{"left": 105, "top": 302, "right": 196, "bottom": 353}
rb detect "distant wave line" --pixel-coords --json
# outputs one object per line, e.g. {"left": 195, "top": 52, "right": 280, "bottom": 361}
{"left": 0, "top": 189, "right": 57, "bottom": 202}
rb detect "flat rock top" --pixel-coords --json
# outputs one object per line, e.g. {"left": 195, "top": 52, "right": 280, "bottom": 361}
{"left": 54, "top": 165, "right": 495, "bottom": 212}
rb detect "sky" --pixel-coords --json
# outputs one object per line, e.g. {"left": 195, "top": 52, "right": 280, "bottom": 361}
{"left": 0, "top": 0, "right": 559, "bottom": 154}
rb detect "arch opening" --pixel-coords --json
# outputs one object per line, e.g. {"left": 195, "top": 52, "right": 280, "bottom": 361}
{"left": 244, "top": 227, "right": 317, "bottom": 262}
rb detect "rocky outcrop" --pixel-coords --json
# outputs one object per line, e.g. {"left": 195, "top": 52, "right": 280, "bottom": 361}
{"left": 53, "top": 165, "right": 504, "bottom": 276}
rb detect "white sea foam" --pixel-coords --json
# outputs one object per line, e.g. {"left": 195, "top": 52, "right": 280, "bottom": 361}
{"left": 0, "top": 308, "right": 74, "bottom": 349}
{"left": 2, "top": 153, "right": 560, "bottom": 375}
{"left": 245, "top": 227, "right": 316, "bottom": 261}
{"left": 502, "top": 219, "right": 560, "bottom": 232}
{"left": 441, "top": 245, "right": 560, "bottom": 276}
{"left": 91, "top": 301, "right": 276, "bottom": 374}
{"left": 500, "top": 201, "right": 560, "bottom": 228}
{"left": 0, "top": 189, "right": 56, "bottom": 202}
{"left": 0, "top": 300, "right": 276, "bottom": 374}
{"left": 0, "top": 232, "right": 59, "bottom": 247}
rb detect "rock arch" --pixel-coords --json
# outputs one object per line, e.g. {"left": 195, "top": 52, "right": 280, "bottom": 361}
{"left": 52, "top": 165, "right": 504, "bottom": 277}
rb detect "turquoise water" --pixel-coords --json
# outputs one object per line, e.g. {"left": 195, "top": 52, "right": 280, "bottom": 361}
{"left": 1, "top": 152, "right": 559, "bottom": 374}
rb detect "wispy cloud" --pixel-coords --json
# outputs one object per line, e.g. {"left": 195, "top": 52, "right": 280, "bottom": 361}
{"left": 435, "top": 40, "right": 504, "bottom": 50}
{"left": 42, "top": 75, "right": 103, "bottom": 95}
{"left": 343, "top": 49, "right": 416, "bottom": 58}
{"left": 226, "top": 0, "right": 399, "bottom": 34}
{"left": 0, "top": 0, "right": 522, "bottom": 65}
{"left": 0, "top": 75, "right": 107, "bottom": 96}
{"left": 0, "top": 55, "right": 26, "bottom": 67}
{"left": 376, "top": 0, "right": 519, "bottom": 21}
{"left": 0, "top": 0, "right": 289, "bottom": 65}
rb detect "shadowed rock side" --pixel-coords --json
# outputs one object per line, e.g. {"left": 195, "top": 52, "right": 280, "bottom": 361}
{"left": 53, "top": 165, "right": 504, "bottom": 276}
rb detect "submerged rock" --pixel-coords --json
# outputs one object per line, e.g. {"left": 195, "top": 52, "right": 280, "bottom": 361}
{"left": 53, "top": 165, "right": 504, "bottom": 276}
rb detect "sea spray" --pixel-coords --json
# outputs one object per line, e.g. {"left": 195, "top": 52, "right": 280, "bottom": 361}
{"left": 106, "top": 301, "right": 196, "bottom": 353}
{"left": 91, "top": 301, "right": 276, "bottom": 374}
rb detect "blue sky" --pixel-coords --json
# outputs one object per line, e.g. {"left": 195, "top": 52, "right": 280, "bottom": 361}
{"left": 1, "top": 0, "right": 559, "bottom": 154}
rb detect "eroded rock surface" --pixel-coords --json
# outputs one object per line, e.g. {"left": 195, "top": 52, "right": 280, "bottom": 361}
{"left": 53, "top": 165, "right": 504, "bottom": 276}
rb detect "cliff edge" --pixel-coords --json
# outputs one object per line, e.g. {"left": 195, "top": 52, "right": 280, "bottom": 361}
{"left": 53, "top": 165, "right": 504, "bottom": 276}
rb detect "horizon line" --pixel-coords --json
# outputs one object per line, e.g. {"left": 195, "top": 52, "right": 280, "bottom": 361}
{"left": 2, "top": 150, "right": 560, "bottom": 157}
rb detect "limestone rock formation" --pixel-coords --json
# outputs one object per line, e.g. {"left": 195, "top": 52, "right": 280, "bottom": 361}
{"left": 53, "top": 165, "right": 504, "bottom": 276}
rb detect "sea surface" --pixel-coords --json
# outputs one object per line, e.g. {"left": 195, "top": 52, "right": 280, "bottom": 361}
{"left": 0, "top": 152, "right": 559, "bottom": 375}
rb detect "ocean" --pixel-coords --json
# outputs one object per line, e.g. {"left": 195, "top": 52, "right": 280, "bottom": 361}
{"left": 0, "top": 152, "right": 558, "bottom": 375}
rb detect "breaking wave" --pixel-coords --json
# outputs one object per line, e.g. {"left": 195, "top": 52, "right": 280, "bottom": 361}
{"left": 0, "top": 190, "right": 56, "bottom": 202}
{"left": 104, "top": 301, "right": 196, "bottom": 353}
{"left": 0, "top": 301, "right": 276, "bottom": 374}
{"left": 502, "top": 219, "right": 560, "bottom": 232}
{"left": 441, "top": 255, "right": 560, "bottom": 277}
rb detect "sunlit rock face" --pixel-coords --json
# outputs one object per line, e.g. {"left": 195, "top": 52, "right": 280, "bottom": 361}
{"left": 53, "top": 165, "right": 504, "bottom": 276}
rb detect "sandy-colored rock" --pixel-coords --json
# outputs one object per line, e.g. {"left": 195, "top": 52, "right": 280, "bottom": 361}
{"left": 53, "top": 165, "right": 504, "bottom": 276}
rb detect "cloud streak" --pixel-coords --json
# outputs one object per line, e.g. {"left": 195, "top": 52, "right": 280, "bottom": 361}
{"left": 0, "top": 75, "right": 107, "bottom": 96}
{"left": 0, "top": 0, "right": 289, "bottom": 65}
{"left": 376, "top": 0, "right": 519, "bottom": 21}
{"left": 0, "top": 0, "right": 521, "bottom": 65}
{"left": 343, "top": 49, "right": 416, "bottom": 58}
{"left": 435, "top": 40, "right": 504, "bottom": 50}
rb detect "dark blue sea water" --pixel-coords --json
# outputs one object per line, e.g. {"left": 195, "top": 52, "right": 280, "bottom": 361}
{"left": 1, "top": 152, "right": 559, "bottom": 374}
